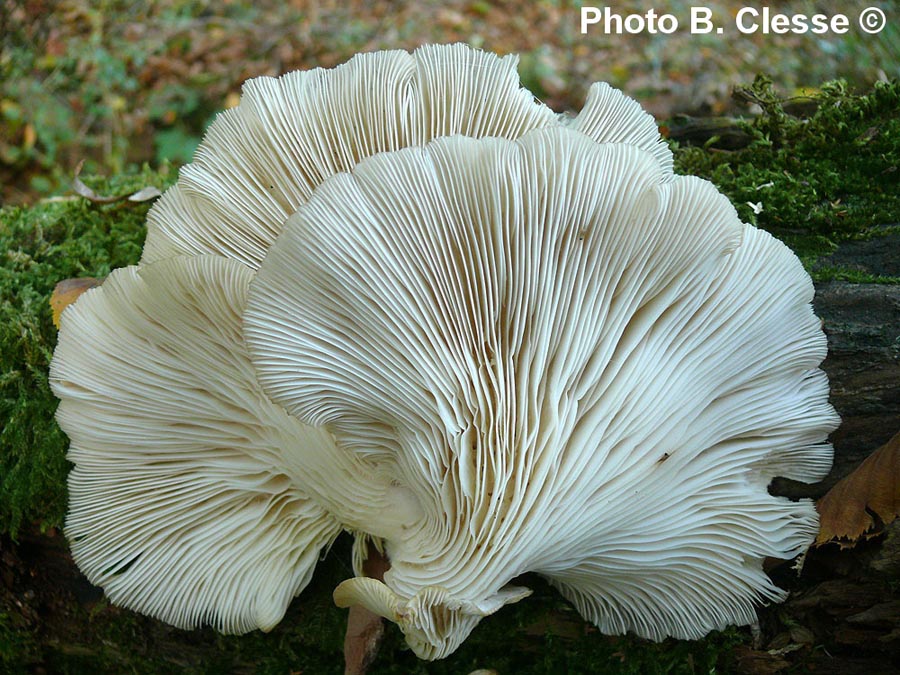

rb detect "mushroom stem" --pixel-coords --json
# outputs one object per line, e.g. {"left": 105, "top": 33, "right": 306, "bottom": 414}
{"left": 334, "top": 577, "right": 531, "bottom": 660}
{"left": 343, "top": 540, "right": 390, "bottom": 675}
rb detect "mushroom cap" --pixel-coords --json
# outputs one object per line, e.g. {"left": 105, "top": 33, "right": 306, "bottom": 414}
{"left": 50, "top": 256, "right": 362, "bottom": 633}
{"left": 142, "top": 43, "right": 556, "bottom": 269}
{"left": 51, "top": 43, "right": 575, "bottom": 635}
{"left": 51, "top": 44, "right": 836, "bottom": 659}
{"left": 245, "top": 126, "right": 837, "bottom": 656}
{"left": 141, "top": 44, "right": 672, "bottom": 270}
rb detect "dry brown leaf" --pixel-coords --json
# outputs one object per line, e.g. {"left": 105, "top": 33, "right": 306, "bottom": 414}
{"left": 51, "top": 277, "right": 103, "bottom": 328}
{"left": 816, "top": 430, "right": 900, "bottom": 547}
{"left": 72, "top": 160, "right": 162, "bottom": 204}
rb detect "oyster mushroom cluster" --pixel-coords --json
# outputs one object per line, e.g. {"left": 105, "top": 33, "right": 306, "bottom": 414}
{"left": 50, "top": 44, "right": 838, "bottom": 660}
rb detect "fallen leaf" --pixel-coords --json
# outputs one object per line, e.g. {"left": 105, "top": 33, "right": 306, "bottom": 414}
{"left": 51, "top": 277, "right": 103, "bottom": 327}
{"left": 72, "top": 160, "right": 162, "bottom": 204}
{"left": 816, "top": 430, "right": 900, "bottom": 547}
{"left": 23, "top": 123, "right": 36, "bottom": 150}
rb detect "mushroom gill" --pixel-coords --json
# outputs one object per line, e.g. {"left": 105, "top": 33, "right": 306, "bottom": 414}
{"left": 245, "top": 127, "right": 837, "bottom": 657}
{"left": 50, "top": 44, "right": 837, "bottom": 661}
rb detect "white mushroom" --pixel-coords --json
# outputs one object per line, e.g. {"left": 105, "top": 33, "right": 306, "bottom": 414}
{"left": 50, "top": 255, "right": 418, "bottom": 633}
{"left": 141, "top": 43, "right": 557, "bottom": 269}
{"left": 244, "top": 126, "right": 837, "bottom": 658}
{"left": 50, "top": 44, "right": 837, "bottom": 661}
{"left": 141, "top": 44, "right": 674, "bottom": 270}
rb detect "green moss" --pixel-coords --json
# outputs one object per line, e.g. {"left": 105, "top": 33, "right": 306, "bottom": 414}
{"left": 810, "top": 266, "right": 900, "bottom": 284}
{"left": 0, "top": 610, "right": 37, "bottom": 673}
{"left": 0, "top": 165, "right": 172, "bottom": 537}
{"left": 673, "top": 77, "right": 900, "bottom": 262}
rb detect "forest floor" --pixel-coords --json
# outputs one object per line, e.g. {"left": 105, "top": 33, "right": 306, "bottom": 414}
{"left": 2, "top": 0, "right": 897, "bottom": 204}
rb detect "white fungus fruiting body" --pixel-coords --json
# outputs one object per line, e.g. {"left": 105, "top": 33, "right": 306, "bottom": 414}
{"left": 142, "top": 43, "right": 558, "bottom": 269}
{"left": 51, "top": 256, "right": 344, "bottom": 632}
{"left": 244, "top": 127, "right": 837, "bottom": 657}
{"left": 50, "top": 43, "right": 837, "bottom": 661}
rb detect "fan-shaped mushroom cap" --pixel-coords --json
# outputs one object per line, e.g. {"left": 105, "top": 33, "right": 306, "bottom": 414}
{"left": 142, "top": 43, "right": 556, "bottom": 269}
{"left": 244, "top": 126, "right": 837, "bottom": 658}
{"left": 50, "top": 256, "right": 416, "bottom": 633}
{"left": 50, "top": 44, "right": 836, "bottom": 660}
{"left": 50, "top": 42, "right": 590, "bottom": 640}
{"left": 141, "top": 44, "right": 673, "bottom": 270}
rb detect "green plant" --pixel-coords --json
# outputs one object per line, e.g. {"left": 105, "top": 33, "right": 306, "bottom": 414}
{"left": 674, "top": 77, "right": 900, "bottom": 262}
{"left": 0, "top": 165, "right": 172, "bottom": 537}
